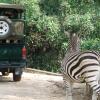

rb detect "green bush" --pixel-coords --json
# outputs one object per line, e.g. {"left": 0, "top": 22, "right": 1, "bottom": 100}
{"left": 81, "top": 38, "right": 100, "bottom": 51}
{"left": 4, "top": 0, "right": 99, "bottom": 72}
{"left": 28, "top": 49, "right": 60, "bottom": 72}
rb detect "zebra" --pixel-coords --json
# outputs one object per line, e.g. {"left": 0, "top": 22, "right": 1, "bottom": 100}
{"left": 61, "top": 50, "right": 100, "bottom": 100}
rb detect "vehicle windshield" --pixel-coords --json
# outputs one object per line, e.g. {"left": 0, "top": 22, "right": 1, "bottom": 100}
{"left": 0, "top": 8, "right": 23, "bottom": 19}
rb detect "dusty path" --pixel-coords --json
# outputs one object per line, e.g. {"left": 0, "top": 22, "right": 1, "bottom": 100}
{"left": 0, "top": 70, "right": 89, "bottom": 100}
{"left": 0, "top": 72, "right": 65, "bottom": 100}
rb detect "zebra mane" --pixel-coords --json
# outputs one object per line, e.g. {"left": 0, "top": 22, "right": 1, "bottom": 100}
{"left": 61, "top": 51, "right": 80, "bottom": 67}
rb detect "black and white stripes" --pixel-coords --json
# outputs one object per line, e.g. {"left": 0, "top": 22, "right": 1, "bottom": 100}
{"left": 61, "top": 51, "right": 100, "bottom": 94}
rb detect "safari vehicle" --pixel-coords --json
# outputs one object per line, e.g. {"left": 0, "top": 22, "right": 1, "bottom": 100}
{"left": 0, "top": 3, "right": 26, "bottom": 81}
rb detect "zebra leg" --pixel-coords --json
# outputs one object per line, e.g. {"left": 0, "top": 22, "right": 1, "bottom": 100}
{"left": 65, "top": 81, "right": 73, "bottom": 100}
{"left": 62, "top": 75, "right": 67, "bottom": 90}
{"left": 86, "top": 81, "right": 98, "bottom": 100}
{"left": 62, "top": 74, "right": 73, "bottom": 100}
{"left": 84, "top": 72, "right": 100, "bottom": 100}
{"left": 84, "top": 83, "right": 92, "bottom": 100}
{"left": 64, "top": 78, "right": 73, "bottom": 100}
{"left": 92, "top": 91, "right": 98, "bottom": 100}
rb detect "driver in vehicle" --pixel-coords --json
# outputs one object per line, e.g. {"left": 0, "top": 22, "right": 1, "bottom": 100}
{"left": 4, "top": 11, "right": 14, "bottom": 18}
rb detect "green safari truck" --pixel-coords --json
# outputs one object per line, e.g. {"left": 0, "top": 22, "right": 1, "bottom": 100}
{"left": 0, "top": 3, "right": 26, "bottom": 81}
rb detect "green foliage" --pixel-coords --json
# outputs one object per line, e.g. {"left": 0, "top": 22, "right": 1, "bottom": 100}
{"left": 0, "top": 0, "right": 12, "bottom": 3}
{"left": 81, "top": 38, "right": 100, "bottom": 51}
{"left": 36, "top": 15, "right": 61, "bottom": 41}
{"left": 30, "top": 49, "right": 60, "bottom": 72}
{"left": 39, "top": 0, "right": 61, "bottom": 16}
{"left": 20, "top": 0, "right": 100, "bottom": 44}
{"left": 64, "top": 13, "right": 95, "bottom": 35}
{"left": 1, "top": 0, "right": 99, "bottom": 72}
{"left": 22, "top": 0, "right": 100, "bottom": 72}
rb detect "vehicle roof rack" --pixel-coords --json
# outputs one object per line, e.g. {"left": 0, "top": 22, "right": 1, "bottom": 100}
{"left": 0, "top": 3, "right": 24, "bottom": 11}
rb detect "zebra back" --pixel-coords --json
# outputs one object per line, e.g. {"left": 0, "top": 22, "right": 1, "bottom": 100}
{"left": 61, "top": 50, "right": 100, "bottom": 80}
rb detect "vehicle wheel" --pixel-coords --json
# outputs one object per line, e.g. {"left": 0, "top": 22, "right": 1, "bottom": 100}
{"left": 2, "top": 72, "right": 9, "bottom": 76}
{"left": 0, "top": 16, "right": 12, "bottom": 39}
{"left": 13, "top": 73, "right": 22, "bottom": 82}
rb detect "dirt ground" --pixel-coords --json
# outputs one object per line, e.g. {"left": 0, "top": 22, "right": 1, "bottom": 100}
{"left": 0, "top": 72, "right": 65, "bottom": 100}
{"left": 0, "top": 71, "right": 87, "bottom": 100}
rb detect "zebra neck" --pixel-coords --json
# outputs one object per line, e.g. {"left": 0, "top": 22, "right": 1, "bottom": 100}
{"left": 68, "top": 33, "right": 80, "bottom": 52}
{"left": 61, "top": 51, "right": 80, "bottom": 67}
{"left": 65, "top": 51, "right": 79, "bottom": 60}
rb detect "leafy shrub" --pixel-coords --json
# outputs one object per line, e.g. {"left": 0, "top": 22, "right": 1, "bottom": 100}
{"left": 28, "top": 49, "right": 60, "bottom": 72}
{"left": 2, "top": 0, "right": 99, "bottom": 72}
{"left": 81, "top": 38, "right": 100, "bottom": 51}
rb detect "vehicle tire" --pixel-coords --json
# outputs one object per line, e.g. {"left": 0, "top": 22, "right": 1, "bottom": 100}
{"left": 2, "top": 72, "right": 9, "bottom": 76}
{"left": 13, "top": 73, "right": 22, "bottom": 82}
{"left": 0, "top": 16, "right": 12, "bottom": 39}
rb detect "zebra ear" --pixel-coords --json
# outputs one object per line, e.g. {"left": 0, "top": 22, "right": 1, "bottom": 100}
{"left": 64, "top": 30, "right": 78, "bottom": 38}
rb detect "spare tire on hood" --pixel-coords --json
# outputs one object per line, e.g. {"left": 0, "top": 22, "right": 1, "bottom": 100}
{"left": 0, "top": 16, "right": 12, "bottom": 39}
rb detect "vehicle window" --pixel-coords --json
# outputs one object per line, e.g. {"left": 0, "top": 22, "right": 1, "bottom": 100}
{"left": 0, "top": 9, "right": 19, "bottom": 19}
{"left": 4, "top": 10, "right": 18, "bottom": 19}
